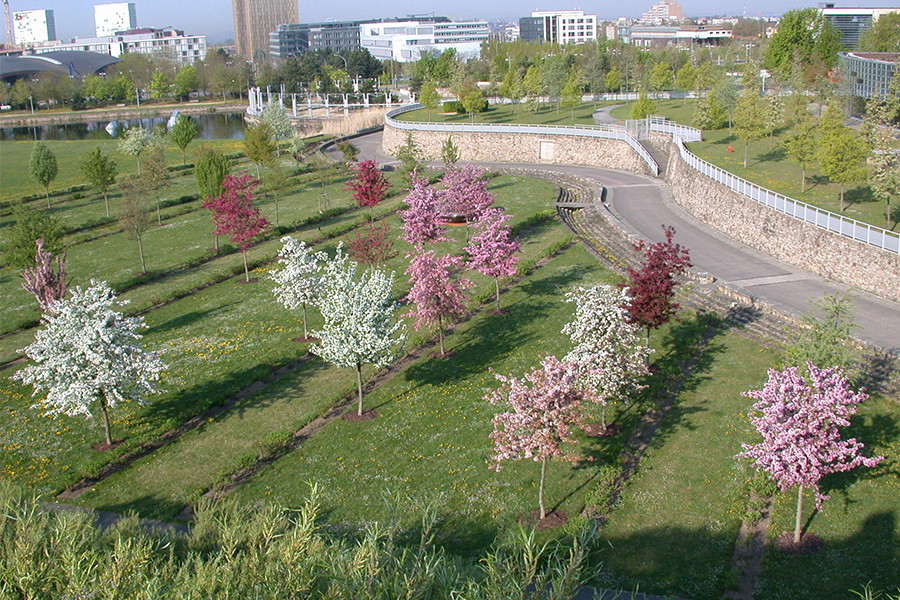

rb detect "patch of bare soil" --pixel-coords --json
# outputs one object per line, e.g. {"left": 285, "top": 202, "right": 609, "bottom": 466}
{"left": 236, "top": 278, "right": 258, "bottom": 284}
{"left": 520, "top": 510, "right": 568, "bottom": 531}
{"left": 91, "top": 440, "right": 123, "bottom": 452}
{"left": 582, "top": 423, "right": 622, "bottom": 437}
{"left": 342, "top": 409, "right": 379, "bottom": 422}
{"left": 774, "top": 532, "right": 824, "bottom": 555}
{"left": 428, "top": 349, "right": 456, "bottom": 360}
{"left": 292, "top": 335, "right": 317, "bottom": 343}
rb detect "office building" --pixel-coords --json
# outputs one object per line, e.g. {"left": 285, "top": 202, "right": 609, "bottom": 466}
{"left": 94, "top": 3, "right": 137, "bottom": 37}
{"left": 522, "top": 10, "right": 598, "bottom": 45}
{"left": 638, "top": 0, "right": 683, "bottom": 25}
{"left": 31, "top": 27, "right": 206, "bottom": 65}
{"left": 233, "top": 0, "right": 298, "bottom": 61}
{"left": 13, "top": 9, "right": 56, "bottom": 45}
{"left": 819, "top": 4, "right": 900, "bottom": 49}
{"left": 270, "top": 21, "right": 362, "bottom": 59}
{"left": 360, "top": 18, "right": 489, "bottom": 62}
{"left": 840, "top": 51, "right": 899, "bottom": 97}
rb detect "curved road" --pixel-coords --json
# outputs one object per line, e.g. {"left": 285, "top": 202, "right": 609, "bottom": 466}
{"left": 341, "top": 131, "right": 900, "bottom": 354}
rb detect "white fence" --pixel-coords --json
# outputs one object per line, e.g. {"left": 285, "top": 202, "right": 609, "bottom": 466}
{"left": 674, "top": 137, "right": 900, "bottom": 254}
{"left": 385, "top": 104, "right": 660, "bottom": 177}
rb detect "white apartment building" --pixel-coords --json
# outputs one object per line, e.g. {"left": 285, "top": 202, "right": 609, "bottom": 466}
{"left": 529, "top": 10, "right": 598, "bottom": 44}
{"left": 638, "top": 0, "right": 683, "bottom": 25}
{"left": 31, "top": 28, "right": 206, "bottom": 65}
{"left": 360, "top": 19, "right": 489, "bottom": 62}
{"left": 94, "top": 3, "right": 137, "bottom": 37}
{"left": 13, "top": 9, "right": 56, "bottom": 45}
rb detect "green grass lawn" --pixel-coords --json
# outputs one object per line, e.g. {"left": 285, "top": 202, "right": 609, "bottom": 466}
{"left": 596, "top": 332, "right": 781, "bottom": 600}
{"left": 0, "top": 138, "right": 245, "bottom": 202}
{"left": 393, "top": 101, "right": 611, "bottom": 127}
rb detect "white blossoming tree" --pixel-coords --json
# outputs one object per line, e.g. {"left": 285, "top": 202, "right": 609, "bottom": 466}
{"left": 562, "top": 285, "right": 651, "bottom": 431}
{"left": 312, "top": 244, "right": 406, "bottom": 417}
{"left": 12, "top": 280, "right": 166, "bottom": 448}
{"left": 270, "top": 236, "right": 326, "bottom": 340}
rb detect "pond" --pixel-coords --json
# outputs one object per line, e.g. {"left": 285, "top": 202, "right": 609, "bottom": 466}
{"left": 0, "top": 111, "right": 247, "bottom": 142}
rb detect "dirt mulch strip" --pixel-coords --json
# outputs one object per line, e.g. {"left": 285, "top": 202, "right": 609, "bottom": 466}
{"left": 724, "top": 494, "right": 774, "bottom": 600}
{"left": 773, "top": 532, "right": 824, "bottom": 555}
{"left": 519, "top": 510, "right": 568, "bottom": 531}
{"left": 343, "top": 409, "right": 379, "bottom": 422}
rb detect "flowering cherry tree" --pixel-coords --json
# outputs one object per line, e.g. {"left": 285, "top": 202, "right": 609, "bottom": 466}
{"left": 438, "top": 164, "right": 495, "bottom": 238}
{"left": 487, "top": 356, "right": 588, "bottom": 520}
{"left": 405, "top": 250, "right": 471, "bottom": 356}
{"left": 21, "top": 239, "right": 67, "bottom": 313}
{"left": 465, "top": 208, "right": 520, "bottom": 312}
{"left": 12, "top": 280, "right": 166, "bottom": 447}
{"left": 270, "top": 236, "right": 326, "bottom": 340}
{"left": 204, "top": 173, "right": 269, "bottom": 282}
{"left": 737, "top": 363, "right": 883, "bottom": 545}
{"left": 562, "top": 285, "right": 651, "bottom": 431}
{"left": 346, "top": 160, "right": 391, "bottom": 220}
{"left": 312, "top": 244, "right": 406, "bottom": 416}
{"left": 399, "top": 172, "right": 447, "bottom": 249}
{"left": 622, "top": 225, "right": 691, "bottom": 345}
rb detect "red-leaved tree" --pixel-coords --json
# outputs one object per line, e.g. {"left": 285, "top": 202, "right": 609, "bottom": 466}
{"left": 348, "top": 223, "right": 397, "bottom": 266}
{"left": 204, "top": 173, "right": 269, "bottom": 282}
{"left": 737, "top": 363, "right": 883, "bottom": 546}
{"left": 405, "top": 250, "right": 471, "bottom": 356}
{"left": 399, "top": 171, "right": 447, "bottom": 249}
{"left": 621, "top": 225, "right": 691, "bottom": 345}
{"left": 21, "top": 239, "right": 67, "bottom": 312}
{"left": 438, "top": 164, "right": 495, "bottom": 239}
{"left": 346, "top": 160, "right": 390, "bottom": 220}
{"left": 487, "top": 356, "right": 589, "bottom": 520}
{"left": 465, "top": 208, "right": 520, "bottom": 312}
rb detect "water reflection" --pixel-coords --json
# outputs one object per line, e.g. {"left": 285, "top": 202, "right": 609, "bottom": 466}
{"left": 0, "top": 112, "right": 247, "bottom": 142}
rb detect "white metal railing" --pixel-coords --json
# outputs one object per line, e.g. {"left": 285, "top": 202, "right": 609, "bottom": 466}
{"left": 674, "top": 137, "right": 900, "bottom": 254}
{"left": 648, "top": 116, "right": 702, "bottom": 142}
{"left": 385, "top": 104, "right": 660, "bottom": 176}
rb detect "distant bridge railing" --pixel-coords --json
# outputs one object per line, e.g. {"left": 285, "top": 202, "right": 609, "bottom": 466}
{"left": 385, "top": 104, "right": 659, "bottom": 176}
{"left": 673, "top": 137, "right": 899, "bottom": 254}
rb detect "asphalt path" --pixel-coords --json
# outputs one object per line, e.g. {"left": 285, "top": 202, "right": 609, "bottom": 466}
{"left": 342, "top": 131, "right": 900, "bottom": 354}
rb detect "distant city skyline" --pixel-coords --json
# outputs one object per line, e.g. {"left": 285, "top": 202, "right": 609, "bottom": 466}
{"left": 6, "top": 0, "right": 900, "bottom": 45}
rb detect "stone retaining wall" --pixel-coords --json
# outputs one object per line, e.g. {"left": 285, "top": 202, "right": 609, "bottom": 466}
{"left": 664, "top": 140, "right": 900, "bottom": 303}
{"left": 382, "top": 124, "right": 651, "bottom": 176}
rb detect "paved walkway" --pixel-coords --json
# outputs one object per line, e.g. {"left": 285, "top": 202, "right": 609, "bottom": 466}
{"left": 349, "top": 131, "right": 900, "bottom": 354}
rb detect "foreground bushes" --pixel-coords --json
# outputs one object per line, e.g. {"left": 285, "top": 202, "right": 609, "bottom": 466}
{"left": 0, "top": 482, "right": 599, "bottom": 599}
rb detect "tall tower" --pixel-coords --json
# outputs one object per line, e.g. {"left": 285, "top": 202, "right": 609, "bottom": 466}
{"left": 94, "top": 2, "right": 137, "bottom": 37}
{"left": 232, "top": 0, "right": 298, "bottom": 62}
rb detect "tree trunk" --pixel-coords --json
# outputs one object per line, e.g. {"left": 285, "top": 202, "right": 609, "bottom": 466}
{"left": 888, "top": 197, "right": 893, "bottom": 229}
{"left": 840, "top": 184, "right": 845, "bottom": 212}
{"left": 103, "top": 192, "right": 110, "bottom": 218}
{"left": 601, "top": 403, "right": 607, "bottom": 430}
{"left": 99, "top": 394, "right": 113, "bottom": 446}
{"left": 801, "top": 166, "right": 806, "bottom": 193}
{"left": 494, "top": 278, "right": 501, "bottom": 312}
{"left": 438, "top": 314, "right": 445, "bottom": 356}
{"left": 156, "top": 194, "right": 162, "bottom": 226}
{"left": 242, "top": 250, "right": 250, "bottom": 282}
{"left": 214, "top": 232, "right": 219, "bottom": 251}
{"left": 137, "top": 236, "right": 146, "bottom": 274}
{"left": 539, "top": 456, "right": 547, "bottom": 520}
{"left": 356, "top": 363, "right": 364, "bottom": 416}
{"left": 45, "top": 186, "right": 51, "bottom": 209}
{"left": 794, "top": 484, "right": 804, "bottom": 544}
{"left": 301, "top": 304, "right": 308, "bottom": 339}
{"left": 136, "top": 157, "right": 142, "bottom": 177}
{"left": 744, "top": 142, "right": 749, "bottom": 169}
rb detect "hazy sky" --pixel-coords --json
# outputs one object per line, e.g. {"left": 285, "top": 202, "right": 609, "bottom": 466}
{"left": 9, "top": 0, "right": 900, "bottom": 44}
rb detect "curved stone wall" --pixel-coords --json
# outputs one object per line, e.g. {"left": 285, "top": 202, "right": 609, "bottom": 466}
{"left": 664, "top": 140, "right": 900, "bottom": 303}
{"left": 382, "top": 122, "right": 651, "bottom": 176}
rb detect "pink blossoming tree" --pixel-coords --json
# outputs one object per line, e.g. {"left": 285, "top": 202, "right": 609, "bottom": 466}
{"left": 438, "top": 164, "right": 495, "bottom": 239}
{"left": 204, "top": 173, "right": 269, "bottom": 282}
{"left": 465, "top": 208, "right": 520, "bottom": 312}
{"left": 737, "top": 363, "right": 883, "bottom": 545}
{"left": 399, "top": 172, "right": 447, "bottom": 249}
{"left": 21, "top": 239, "right": 67, "bottom": 313}
{"left": 346, "top": 160, "right": 391, "bottom": 220}
{"left": 405, "top": 250, "right": 471, "bottom": 356}
{"left": 487, "top": 356, "right": 588, "bottom": 520}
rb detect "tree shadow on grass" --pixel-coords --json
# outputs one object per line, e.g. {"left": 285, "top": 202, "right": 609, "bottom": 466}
{"left": 759, "top": 512, "right": 899, "bottom": 600}
{"left": 148, "top": 302, "right": 240, "bottom": 337}
{"left": 844, "top": 185, "right": 876, "bottom": 209}
{"left": 804, "top": 174, "right": 830, "bottom": 191}
{"left": 754, "top": 146, "right": 786, "bottom": 164}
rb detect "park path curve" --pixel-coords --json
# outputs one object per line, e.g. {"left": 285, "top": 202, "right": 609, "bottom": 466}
{"left": 346, "top": 131, "right": 900, "bottom": 354}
